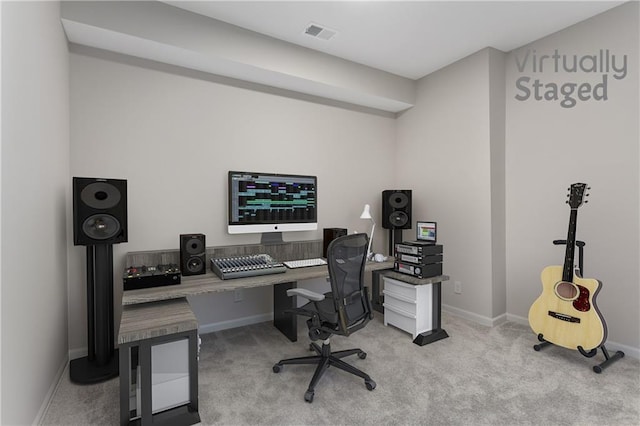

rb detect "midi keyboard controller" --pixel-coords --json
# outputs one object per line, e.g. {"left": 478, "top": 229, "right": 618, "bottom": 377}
{"left": 210, "top": 254, "right": 286, "bottom": 280}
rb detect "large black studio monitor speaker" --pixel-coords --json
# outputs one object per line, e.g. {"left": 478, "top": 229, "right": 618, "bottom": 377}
{"left": 180, "top": 234, "right": 206, "bottom": 276}
{"left": 382, "top": 190, "right": 412, "bottom": 229}
{"left": 73, "top": 177, "right": 128, "bottom": 245}
{"left": 323, "top": 228, "right": 347, "bottom": 258}
{"left": 70, "top": 177, "right": 127, "bottom": 385}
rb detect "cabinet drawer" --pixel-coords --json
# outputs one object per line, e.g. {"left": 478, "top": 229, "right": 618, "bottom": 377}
{"left": 383, "top": 277, "right": 417, "bottom": 300}
{"left": 383, "top": 290, "right": 417, "bottom": 315}
{"left": 383, "top": 304, "right": 417, "bottom": 338}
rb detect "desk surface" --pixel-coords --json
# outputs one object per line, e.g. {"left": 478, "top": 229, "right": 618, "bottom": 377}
{"left": 122, "top": 260, "right": 395, "bottom": 305}
{"left": 118, "top": 298, "right": 198, "bottom": 344}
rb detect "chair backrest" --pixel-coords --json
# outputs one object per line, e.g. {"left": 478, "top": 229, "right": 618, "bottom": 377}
{"left": 326, "top": 233, "right": 372, "bottom": 335}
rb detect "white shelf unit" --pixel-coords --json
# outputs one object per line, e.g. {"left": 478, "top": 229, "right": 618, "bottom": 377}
{"left": 382, "top": 277, "right": 433, "bottom": 339}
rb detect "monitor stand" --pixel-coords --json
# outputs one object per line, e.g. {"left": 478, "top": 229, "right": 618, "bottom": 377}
{"left": 261, "top": 232, "right": 284, "bottom": 245}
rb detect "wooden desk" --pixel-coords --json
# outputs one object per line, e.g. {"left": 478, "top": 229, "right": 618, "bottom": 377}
{"left": 118, "top": 242, "right": 391, "bottom": 423}
{"left": 122, "top": 258, "right": 395, "bottom": 342}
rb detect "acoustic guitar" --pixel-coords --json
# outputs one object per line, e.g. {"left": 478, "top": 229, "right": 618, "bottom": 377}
{"left": 528, "top": 183, "right": 607, "bottom": 352}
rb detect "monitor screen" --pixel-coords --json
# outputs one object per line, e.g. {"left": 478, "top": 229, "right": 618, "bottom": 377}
{"left": 416, "top": 221, "right": 437, "bottom": 243}
{"left": 228, "top": 171, "right": 318, "bottom": 234}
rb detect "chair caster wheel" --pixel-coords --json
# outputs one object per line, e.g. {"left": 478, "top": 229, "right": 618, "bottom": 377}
{"left": 358, "top": 351, "right": 367, "bottom": 359}
{"left": 365, "top": 379, "right": 376, "bottom": 391}
{"left": 304, "top": 390, "right": 314, "bottom": 402}
{"left": 272, "top": 364, "right": 282, "bottom": 373}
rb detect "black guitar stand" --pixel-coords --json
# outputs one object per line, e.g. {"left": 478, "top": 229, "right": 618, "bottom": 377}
{"left": 533, "top": 239, "right": 624, "bottom": 373}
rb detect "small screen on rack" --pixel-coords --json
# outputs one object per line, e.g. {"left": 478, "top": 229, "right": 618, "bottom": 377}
{"left": 416, "top": 221, "right": 437, "bottom": 242}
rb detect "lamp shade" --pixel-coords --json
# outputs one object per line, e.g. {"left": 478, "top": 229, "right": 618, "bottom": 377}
{"left": 360, "top": 204, "right": 372, "bottom": 220}
{"left": 360, "top": 204, "right": 375, "bottom": 260}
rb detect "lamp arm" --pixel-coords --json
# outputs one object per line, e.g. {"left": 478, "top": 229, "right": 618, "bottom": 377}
{"left": 367, "top": 222, "right": 375, "bottom": 259}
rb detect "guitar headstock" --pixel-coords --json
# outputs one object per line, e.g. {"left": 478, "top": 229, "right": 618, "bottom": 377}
{"left": 566, "top": 182, "right": 590, "bottom": 209}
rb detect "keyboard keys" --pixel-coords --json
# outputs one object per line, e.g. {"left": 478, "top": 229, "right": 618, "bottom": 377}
{"left": 283, "top": 258, "right": 327, "bottom": 269}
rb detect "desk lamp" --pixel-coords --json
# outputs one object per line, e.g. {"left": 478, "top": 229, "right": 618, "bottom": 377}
{"left": 360, "top": 204, "right": 375, "bottom": 260}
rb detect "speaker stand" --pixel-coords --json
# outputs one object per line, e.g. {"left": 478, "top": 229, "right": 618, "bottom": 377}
{"left": 70, "top": 244, "right": 119, "bottom": 384}
{"left": 69, "top": 349, "right": 119, "bottom": 384}
{"left": 387, "top": 229, "right": 404, "bottom": 255}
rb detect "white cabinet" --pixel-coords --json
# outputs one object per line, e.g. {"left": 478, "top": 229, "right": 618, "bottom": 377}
{"left": 382, "top": 277, "right": 433, "bottom": 338}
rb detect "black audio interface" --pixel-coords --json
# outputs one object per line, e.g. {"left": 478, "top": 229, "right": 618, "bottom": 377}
{"left": 123, "top": 264, "right": 181, "bottom": 291}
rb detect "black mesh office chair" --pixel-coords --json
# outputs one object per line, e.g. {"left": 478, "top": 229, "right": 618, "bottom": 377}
{"left": 272, "top": 233, "right": 376, "bottom": 402}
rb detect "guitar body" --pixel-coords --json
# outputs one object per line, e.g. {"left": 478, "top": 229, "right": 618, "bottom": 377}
{"left": 528, "top": 265, "right": 606, "bottom": 351}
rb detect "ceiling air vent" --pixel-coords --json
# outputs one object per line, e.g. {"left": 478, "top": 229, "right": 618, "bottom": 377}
{"left": 304, "top": 23, "right": 337, "bottom": 41}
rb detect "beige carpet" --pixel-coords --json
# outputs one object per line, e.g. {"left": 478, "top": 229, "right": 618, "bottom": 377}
{"left": 43, "top": 312, "right": 640, "bottom": 425}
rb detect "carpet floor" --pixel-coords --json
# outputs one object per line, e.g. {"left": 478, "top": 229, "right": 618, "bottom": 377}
{"left": 43, "top": 312, "right": 640, "bottom": 425}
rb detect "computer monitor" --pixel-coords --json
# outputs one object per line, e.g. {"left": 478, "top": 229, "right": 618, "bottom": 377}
{"left": 228, "top": 171, "right": 318, "bottom": 234}
{"left": 416, "top": 221, "right": 436, "bottom": 243}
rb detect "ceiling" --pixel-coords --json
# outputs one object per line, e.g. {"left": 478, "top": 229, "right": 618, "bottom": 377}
{"left": 163, "top": 1, "right": 623, "bottom": 80}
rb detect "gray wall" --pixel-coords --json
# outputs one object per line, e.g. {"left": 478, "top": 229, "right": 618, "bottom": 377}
{"left": 68, "top": 50, "right": 397, "bottom": 354}
{"left": 394, "top": 3, "right": 639, "bottom": 354}
{"left": 506, "top": 2, "right": 640, "bottom": 353}
{"left": 505, "top": 2, "right": 639, "bottom": 350}
{"left": 1, "top": 1, "right": 70, "bottom": 424}
{"left": 395, "top": 47, "right": 507, "bottom": 325}
{"left": 489, "top": 48, "right": 507, "bottom": 319}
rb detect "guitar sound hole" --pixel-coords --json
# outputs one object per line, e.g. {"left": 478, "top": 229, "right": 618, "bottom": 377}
{"left": 555, "top": 281, "right": 578, "bottom": 300}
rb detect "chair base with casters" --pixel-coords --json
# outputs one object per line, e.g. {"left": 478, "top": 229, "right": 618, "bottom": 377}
{"left": 272, "top": 337, "right": 376, "bottom": 403}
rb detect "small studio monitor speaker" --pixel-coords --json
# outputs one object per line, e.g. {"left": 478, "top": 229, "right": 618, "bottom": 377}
{"left": 323, "top": 228, "right": 347, "bottom": 258}
{"left": 73, "top": 177, "right": 128, "bottom": 246}
{"left": 180, "top": 234, "right": 206, "bottom": 276}
{"left": 382, "top": 189, "right": 412, "bottom": 229}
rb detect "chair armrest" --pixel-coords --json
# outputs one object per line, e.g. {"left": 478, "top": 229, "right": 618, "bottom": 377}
{"left": 286, "top": 288, "right": 325, "bottom": 302}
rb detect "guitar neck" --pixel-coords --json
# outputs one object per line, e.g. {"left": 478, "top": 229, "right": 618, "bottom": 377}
{"left": 562, "top": 209, "right": 578, "bottom": 282}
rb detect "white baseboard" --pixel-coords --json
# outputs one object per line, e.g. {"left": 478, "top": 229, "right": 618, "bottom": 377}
{"left": 197, "top": 313, "right": 273, "bottom": 335}
{"left": 70, "top": 308, "right": 639, "bottom": 365}
{"left": 600, "top": 341, "right": 639, "bottom": 360}
{"left": 34, "top": 356, "right": 68, "bottom": 425}
{"left": 505, "top": 313, "right": 639, "bottom": 359}
{"left": 197, "top": 309, "right": 640, "bottom": 360}
{"left": 507, "top": 314, "right": 640, "bottom": 359}
{"left": 442, "top": 304, "right": 507, "bottom": 327}
{"left": 68, "top": 347, "right": 87, "bottom": 361}
{"left": 506, "top": 312, "right": 528, "bottom": 325}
